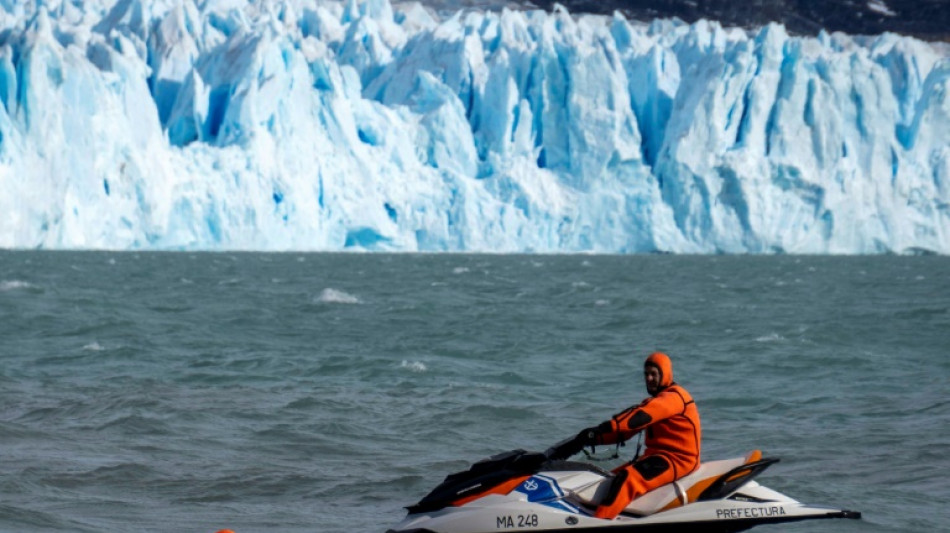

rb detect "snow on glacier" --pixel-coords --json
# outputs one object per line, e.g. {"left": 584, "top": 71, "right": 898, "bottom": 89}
{"left": 0, "top": 0, "right": 948, "bottom": 253}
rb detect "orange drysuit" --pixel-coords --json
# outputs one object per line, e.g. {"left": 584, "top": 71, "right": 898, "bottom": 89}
{"left": 590, "top": 352, "right": 701, "bottom": 519}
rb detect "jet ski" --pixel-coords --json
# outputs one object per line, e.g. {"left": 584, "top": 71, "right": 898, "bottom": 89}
{"left": 387, "top": 436, "right": 861, "bottom": 533}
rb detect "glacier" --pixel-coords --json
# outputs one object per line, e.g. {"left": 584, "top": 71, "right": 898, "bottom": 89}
{"left": 0, "top": 0, "right": 948, "bottom": 253}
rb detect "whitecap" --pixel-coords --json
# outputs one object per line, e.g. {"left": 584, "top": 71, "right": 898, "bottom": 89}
{"left": 0, "top": 280, "right": 32, "bottom": 291}
{"left": 594, "top": 299, "right": 610, "bottom": 306}
{"left": 317, "top": 288, "right": 361, "bottom": 304}
{"left": 755, "top": 333, "right": 785, "bottom": 343}
{"left": 452, "top": 267, "right": 470, "bottom": 274}
{"left": 82, "top": 342, "right": 105, "bottom": 351}
{"left": 400, "top": 360, "right": 427, "bottom": 373}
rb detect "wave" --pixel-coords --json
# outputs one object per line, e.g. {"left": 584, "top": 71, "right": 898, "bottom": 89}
{"left": 400, "top": 360, "right": 428, "bottom": 373}
{"left": 95, "top": 415, "right": 173, "bottom": 436}
{"left": 41, "top": 463, "right": 163, "bottom": 494}
{"left": 0, "top": 503, "right": 82, "bottom": 531}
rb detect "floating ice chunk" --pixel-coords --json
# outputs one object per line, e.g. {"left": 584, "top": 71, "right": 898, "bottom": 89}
{"left": 317, "top": 288, "right": 361, "bottom": 304}
{"left": 867, "top": 1, "right": 897, "bottom": 17}
{"left": 0, "top": 280, "right": 32, "bottom": 291}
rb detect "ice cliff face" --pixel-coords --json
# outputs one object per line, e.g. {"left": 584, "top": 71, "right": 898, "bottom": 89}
{"left": 0, "top": 0, "right": 948, "bottom": 253}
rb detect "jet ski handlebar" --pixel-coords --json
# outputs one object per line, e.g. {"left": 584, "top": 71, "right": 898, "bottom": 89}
{"left": 543, "top": 435, "right": 588, "bottom": 461}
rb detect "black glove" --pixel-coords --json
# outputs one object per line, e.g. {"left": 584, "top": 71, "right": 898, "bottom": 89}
{"left": 576, "top": 427, "right": 596, "bottom": 445}
{"left": 577, "top": 421, "right": 612, "bottom": 446}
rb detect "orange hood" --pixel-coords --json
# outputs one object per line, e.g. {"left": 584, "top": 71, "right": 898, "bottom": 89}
{"left": 645, "top": 352, "right": 674, "bottom": 391}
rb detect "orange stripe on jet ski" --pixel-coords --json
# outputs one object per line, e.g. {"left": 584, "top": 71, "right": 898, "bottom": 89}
{"left": 725, "top": 469, "right": 753, "bottom": 483}
{"left": 657, "top": 477, "right": 717, "bottom": 512}
{"left": 657, "top": 450, "right": 764, "bottom": 513}
{"left": 450, "top": 476, "right": 531, "bottom": 507}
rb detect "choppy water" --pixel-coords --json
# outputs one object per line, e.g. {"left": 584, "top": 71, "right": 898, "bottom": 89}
{"left": 1, "top": 252, "right": 948, "bottom": 533}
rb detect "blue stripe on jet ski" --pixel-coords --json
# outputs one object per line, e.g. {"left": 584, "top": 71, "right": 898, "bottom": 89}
{"left": 515, "top": 475, "right": 583, "bottom": 514}
{"left": 516, "top": 475, "right": 561, "bottom": 502}
{"left": 535, "top": 475, "right": 564, "bottom": 497}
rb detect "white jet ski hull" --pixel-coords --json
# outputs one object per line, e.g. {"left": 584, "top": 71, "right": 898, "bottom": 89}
{"left": 388, "top": 449, "right": 860, "bottom": 533}
{"left": 390, "top": 478, "right": 857, "bottom": 533}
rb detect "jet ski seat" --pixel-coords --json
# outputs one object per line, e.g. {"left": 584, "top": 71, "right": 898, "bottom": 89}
{"left": 572, "top": 450, "right": 768, "bottom": 516}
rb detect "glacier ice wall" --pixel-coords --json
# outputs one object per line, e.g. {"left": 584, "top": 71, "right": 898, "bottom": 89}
{"left": 0, "top": 0, "right": 948, "bottom": 253}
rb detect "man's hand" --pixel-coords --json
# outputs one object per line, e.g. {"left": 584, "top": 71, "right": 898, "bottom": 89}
{"left": 578, "top": 421, "right": 612, "bottom": 445}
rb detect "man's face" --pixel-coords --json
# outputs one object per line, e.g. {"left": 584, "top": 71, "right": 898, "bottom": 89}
{"left": 644, "top": 365, "right": 662, "bottom": 395}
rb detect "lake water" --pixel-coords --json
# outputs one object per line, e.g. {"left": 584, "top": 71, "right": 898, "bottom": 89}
{"left": 1, "top": 252, "right": 947, "bottom": 532}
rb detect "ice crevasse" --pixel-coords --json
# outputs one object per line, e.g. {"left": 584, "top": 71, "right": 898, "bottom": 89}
{"left": 0, "top": 0, "right": 948, "bottom": 253}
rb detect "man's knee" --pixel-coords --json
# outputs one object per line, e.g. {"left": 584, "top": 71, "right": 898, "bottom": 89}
{"left": 601, "top": 467, "right": 630, "bottom": 506}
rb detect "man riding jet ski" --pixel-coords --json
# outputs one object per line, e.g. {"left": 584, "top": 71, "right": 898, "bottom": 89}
{"left": 388, "top": 352, "right": 861, "bottom": 533}
{"left": 579, "top": 352, "right": 701, "bottom": 519}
